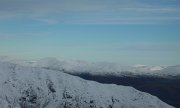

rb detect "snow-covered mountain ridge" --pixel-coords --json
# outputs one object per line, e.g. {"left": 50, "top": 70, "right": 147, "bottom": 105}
{"left": 0, "top": 56, "right": 179, "bottom": 78}
{"left": 0, "top": 59, "right": 174, "bottom": 108}
{"left": 36, "top": 58, "right": 180, "bottom": 78}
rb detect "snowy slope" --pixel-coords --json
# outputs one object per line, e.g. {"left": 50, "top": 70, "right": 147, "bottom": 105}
{"left": 0, "top": 60, "right": 174, "bottom": 108}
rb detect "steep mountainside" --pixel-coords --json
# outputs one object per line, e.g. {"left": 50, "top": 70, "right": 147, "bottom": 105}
{"left": 0, "top": 61, "right": 174, "bottom": 108}
{"left": 31, "top": 58, "right": 180, "bottom": 108}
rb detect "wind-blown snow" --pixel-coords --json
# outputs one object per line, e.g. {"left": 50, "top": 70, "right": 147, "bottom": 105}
{"left": 0, "top": 60, "right": 174, "bottom": 108}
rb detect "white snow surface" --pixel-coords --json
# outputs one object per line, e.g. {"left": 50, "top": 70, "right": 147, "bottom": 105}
{"left": 0, "top": 59, "right": 174, "bottom": 108}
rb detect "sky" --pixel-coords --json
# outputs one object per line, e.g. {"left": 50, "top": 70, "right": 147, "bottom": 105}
{"left": 0, "top": 0, "right": 180, "bottom": 65}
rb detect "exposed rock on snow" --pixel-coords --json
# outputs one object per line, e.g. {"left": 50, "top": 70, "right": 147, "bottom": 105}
{"left": 0, "top": 61, "right": 174, "bottom": 108}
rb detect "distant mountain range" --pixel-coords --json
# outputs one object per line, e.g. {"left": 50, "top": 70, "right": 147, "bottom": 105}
{"left": 1, "top": 56, "right": 179, "bottom": 78}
